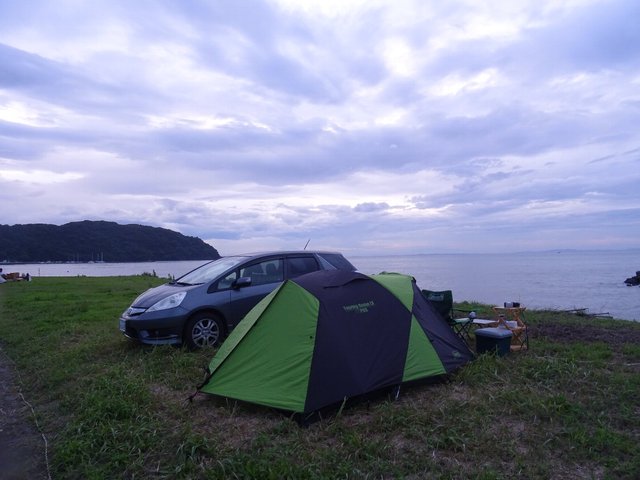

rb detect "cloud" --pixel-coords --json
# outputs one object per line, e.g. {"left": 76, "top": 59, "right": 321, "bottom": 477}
{"left": 354, "top": 202, "right": 391, "bottom": 212}
{"left": 0, "top": 0, "right": 638, "bottom": 254}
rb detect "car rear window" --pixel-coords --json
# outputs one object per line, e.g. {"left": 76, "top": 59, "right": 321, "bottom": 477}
{"left": 318, "top": 253, "right": 356, "bottom": 271}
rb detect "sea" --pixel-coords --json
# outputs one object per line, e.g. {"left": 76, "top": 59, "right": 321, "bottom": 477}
{"left": 5, "top": 250, "right": 639, "bottom": 321}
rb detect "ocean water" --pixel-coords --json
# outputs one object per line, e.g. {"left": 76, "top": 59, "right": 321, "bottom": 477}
{"left": 354, "top": 250, "right": 639, "bottom": 322}
{"left": 5, "top": 250, "right": 639, "bottom": 321}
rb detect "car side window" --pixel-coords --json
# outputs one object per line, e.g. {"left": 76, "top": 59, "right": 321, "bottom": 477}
{"left": 240, "top": 259, "right": 284, "bottom": 286}
{"left": 286, "top": 256, "right": 320, "bottom": 278}
{"left": 217, "top": 271, "right": 238, "bottom": 290}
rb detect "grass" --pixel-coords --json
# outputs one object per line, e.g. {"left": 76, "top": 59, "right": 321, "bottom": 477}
{"left": 1, "top": 277, "right": 640, "bottom": 479}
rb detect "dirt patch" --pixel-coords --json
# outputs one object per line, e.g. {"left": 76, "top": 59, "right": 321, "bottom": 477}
{"left": 529, "top": 322, "right": 640, "bottom": 347}
{"left": 0, "top": 347, "right": 49, "bottom": 480}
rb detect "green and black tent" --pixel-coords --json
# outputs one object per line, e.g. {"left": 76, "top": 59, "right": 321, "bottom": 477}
{"left": 199, "top": 270, "right": 473, "bottom": 417}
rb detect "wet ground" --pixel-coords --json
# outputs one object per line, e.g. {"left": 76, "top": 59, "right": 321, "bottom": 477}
{"left": 0, "top": 348, "right": 48, "bottom": 480}
{"left": 528, "top": 321, "right": 640, "bottom": 346}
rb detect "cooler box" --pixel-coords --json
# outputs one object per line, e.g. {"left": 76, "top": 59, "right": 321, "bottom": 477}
{"left": 475, "top": 327, "right": 512, "bottom": 356}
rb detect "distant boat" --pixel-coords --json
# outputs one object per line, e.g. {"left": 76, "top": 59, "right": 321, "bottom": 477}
{"left": 90, "top": 252, "right": 105, "bottom": 263}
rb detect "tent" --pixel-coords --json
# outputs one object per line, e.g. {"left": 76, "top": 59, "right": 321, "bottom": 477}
{"left": 199, "top": 270, "right": 473, "bottom": 417}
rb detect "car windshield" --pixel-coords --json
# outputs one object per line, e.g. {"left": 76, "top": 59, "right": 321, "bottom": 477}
{"left": 176, "top": 256, "right": 249, "bottom": 285}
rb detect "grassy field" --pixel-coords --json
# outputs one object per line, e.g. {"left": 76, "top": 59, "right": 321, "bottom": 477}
{"left": 1, "top": 276, "right": 639, "bottom": 479}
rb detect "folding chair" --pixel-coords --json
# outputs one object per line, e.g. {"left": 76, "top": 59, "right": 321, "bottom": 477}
{"left": 492, "top": 306, "right": 529, "bottom": 351}
{"left": 422, "top": 289, "right": 473, "bottom": 342}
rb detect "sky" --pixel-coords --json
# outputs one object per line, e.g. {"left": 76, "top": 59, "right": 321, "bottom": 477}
{"left": 1, "top": 0, "right": 639, "bottom": 256}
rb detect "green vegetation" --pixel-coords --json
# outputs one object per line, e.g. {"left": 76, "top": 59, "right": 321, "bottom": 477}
{"left": 0, "top": 220, "right": 220, "bottom": 262}
{"left": 1, "top": 278, "right": 639, "bottom": 479}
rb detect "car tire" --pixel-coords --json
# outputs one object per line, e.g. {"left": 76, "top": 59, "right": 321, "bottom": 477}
{"left": 184, "top": 312, "right": 224, "bottom": 349}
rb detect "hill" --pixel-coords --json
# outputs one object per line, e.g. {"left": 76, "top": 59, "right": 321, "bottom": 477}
{"left": 0, "top": 220, "right": 220, "bottom": 262}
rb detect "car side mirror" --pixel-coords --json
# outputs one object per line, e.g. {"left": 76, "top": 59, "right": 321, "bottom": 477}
{"left": 233, "top": 277, "right": 252, "bottom": 289}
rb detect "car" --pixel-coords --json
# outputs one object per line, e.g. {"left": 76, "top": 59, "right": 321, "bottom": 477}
{"left": 119, "top": 250, "right": 357, "bottom": 349}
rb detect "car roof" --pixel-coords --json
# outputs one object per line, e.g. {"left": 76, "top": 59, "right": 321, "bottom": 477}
{"left": 227, "top": 250, "right": 345, "bottom": 259}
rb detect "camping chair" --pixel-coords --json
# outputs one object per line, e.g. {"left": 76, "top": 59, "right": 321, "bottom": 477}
{"left": 492, "top": 306, "right": 529, "bottom": 351}
{"left": 422, "top": 290, "right": 473, "bottom": 343}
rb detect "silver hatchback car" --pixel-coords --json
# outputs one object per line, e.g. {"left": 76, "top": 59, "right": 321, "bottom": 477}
{"left": 120, "top": 251, "right": 356, "bottom": 349}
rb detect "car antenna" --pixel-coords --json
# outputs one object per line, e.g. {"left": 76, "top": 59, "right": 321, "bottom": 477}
{"left": 303, "top": 239, "right": 310, "bottom": 250}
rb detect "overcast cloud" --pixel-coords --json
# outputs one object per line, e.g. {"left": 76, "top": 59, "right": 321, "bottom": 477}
{"left": 1, "top": 0, "right": 639, "bottom": 255}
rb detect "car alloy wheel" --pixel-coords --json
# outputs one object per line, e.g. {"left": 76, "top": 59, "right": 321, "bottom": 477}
{"left": 185, "top": 313, "right": 223, "bottom": 349}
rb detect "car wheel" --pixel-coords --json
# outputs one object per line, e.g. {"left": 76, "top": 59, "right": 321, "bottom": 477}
{"left": 184, "top": 312, "right": 224, "bottom": 349}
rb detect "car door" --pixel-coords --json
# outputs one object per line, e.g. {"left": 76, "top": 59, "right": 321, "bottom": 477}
{"left": 227, "top": 257, "right": 284, "bottom": 327}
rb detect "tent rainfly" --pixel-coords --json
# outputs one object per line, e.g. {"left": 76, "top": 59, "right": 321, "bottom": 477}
{"left": 199, "top": 270, "right": 474, "bottom": 417}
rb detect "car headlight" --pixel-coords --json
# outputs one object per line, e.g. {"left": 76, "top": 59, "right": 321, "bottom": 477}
{"left": 147, "top": 292, "right": 187, "bottom": 312}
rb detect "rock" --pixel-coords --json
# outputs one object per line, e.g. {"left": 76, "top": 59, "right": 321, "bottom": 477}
{"left": 624, "top": 272, "right": 640, "bottom": 286}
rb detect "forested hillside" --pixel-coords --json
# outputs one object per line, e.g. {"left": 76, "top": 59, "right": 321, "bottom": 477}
{"left": 0, "top": 221, "right": 220, "bottom": 262}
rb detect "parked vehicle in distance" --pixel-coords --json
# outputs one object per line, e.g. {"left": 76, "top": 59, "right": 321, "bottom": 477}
{"left": 120, "top": 251, "right": 357, "bottom": 349}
